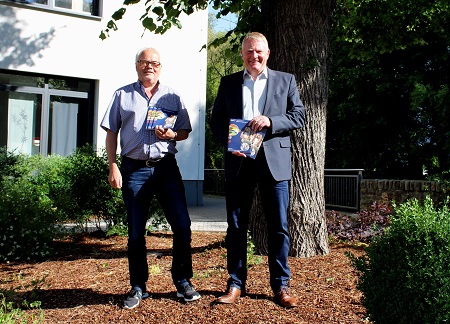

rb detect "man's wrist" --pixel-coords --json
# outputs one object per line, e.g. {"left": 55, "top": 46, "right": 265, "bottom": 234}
{"left": 173, "top": 131, "right": 178, "bottom": 140}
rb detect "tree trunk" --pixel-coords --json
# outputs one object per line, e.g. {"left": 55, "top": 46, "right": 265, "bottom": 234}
{"left": 249, "top": 0, "right": 334, "bottom": 257}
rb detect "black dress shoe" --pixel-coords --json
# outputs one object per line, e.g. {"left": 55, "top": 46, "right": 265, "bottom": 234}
{"left": 216, "top": 287, "right": 241, "bottom": 304}
{"left": 274, "top": 287, "right": 297, "bottom": 308}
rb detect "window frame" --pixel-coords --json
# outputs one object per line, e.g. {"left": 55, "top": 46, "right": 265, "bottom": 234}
{"left": 0, "top": 69, "right": 96, "bottom": 157}
{"left": 0, "top": 0, "right": 102, "bottom": 19}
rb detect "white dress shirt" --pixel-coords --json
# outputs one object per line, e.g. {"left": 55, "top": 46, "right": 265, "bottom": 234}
{"left": 242, "top": 67, "right": 268, "bottom": 120}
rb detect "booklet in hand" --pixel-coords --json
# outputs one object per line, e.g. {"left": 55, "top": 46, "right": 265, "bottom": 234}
{"left": 145, "top": 106, "right": 178, "bottom": 130}
{"left": 227, "top": 118, "right": 266, "bottom": 159}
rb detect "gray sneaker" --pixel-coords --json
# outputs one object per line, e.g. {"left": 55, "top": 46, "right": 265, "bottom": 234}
{"left": 176, "top": 283, "right": 201, "bottom": 302}
{"left": 123, "top": 288, "right": 149, "bottom": 309}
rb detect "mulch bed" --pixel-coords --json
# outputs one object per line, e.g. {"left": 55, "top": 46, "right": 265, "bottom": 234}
{"left": 0, "top": 232, "right": 370, "bottom": 323}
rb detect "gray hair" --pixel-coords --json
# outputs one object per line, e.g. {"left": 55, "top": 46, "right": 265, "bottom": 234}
{"left": 135, "top": 47, "right": 159, "bottom": 62}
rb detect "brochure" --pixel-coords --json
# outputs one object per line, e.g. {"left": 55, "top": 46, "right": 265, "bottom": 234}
{"left": 145, "top": 106, "right": 178, "bottom": 130}
{"left": 227, "top": 118, "right": 266, "bottom": 159}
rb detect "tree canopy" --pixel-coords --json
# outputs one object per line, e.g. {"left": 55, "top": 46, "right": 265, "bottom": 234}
{"left": 326, "top": 0, "right": 450, "bottom": 180}
{"left": 100, "top": 0, "right": 260, "bottom": 44}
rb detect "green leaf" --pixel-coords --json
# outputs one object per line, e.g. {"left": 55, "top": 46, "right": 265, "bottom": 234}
{"left": 173, "top": 19, "right": 182, "bottom": 29}
{"left": 142, "top": 17, "right": 157, "bottom": 31}
{"left": 152, "top": 6, "right": 164, "bottom": 17}
{"left": 111, "top": 8, "right": 126, "bottom": 21}
{"left": 106, "top": 20, "right": 118, "bottom": 31}
{"left": 166, "top": 7, "right": 181, "bottom": 19}
{"left": 124, "top": 0, "right": 141, "bottom": 4}
{"left": 99, "top": 31, "right": 107, "bottom": 40}
{"left": 155, "top": 26, "right": 165, "bottom": 34}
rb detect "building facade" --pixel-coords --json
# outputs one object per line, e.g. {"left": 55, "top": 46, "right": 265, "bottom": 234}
{"left": 0, "top": 0, "right": 207, "bottom": 205}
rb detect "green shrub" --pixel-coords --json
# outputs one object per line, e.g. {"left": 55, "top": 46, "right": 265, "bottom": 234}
{"left": 106, "top": 224, "right": 129, "bottom": 237}
{"left": 9, "top": 154, "right": 72, "bottom": 222}
{"left": 4, "top": 146, "right": 118, "bottom": 228}
{"left": 0, "top": 148, "right": 65, "bottom": 261}
{"left": 107, "top": 197, "right": 168, "bottom": 237}
{"left": 0, "top": 145, "right": 168, "bottom": 261}
{"left": 0, "top": 147, "right": 25, "bottom": 179}
{"left": 60, "top": 145, "right": 167, "bottom": 233}
{"left": 348, "top": 196, "right": 450, "bottom": 323}
{"left": 0, "top": 177, "right": 60, "bottom": 261}
{"left": 62, "top": 145, "right": 127, "bottom": 229}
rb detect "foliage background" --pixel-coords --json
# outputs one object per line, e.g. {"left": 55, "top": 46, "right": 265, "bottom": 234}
{"left": 326, "top": 0, "right": 450, "bottom": 180}
{"left": 204, "top": 14, "right": 241, "bottom": 170}
{"left": 206, "top": 0, "right": 449, "bottom": 181}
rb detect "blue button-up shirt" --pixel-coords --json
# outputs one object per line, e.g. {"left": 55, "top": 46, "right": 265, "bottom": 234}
{"left": 101, "top": 80, "right": 192, "bottom": 160}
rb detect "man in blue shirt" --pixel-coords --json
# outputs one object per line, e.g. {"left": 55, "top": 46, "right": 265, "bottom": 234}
{"left": 101, "top": 47, "right": 200, "bottom": 309}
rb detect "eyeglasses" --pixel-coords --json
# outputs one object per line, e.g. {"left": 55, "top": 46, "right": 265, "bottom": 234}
{"left": 136, "top": 60, "right": 161, "bottom": 68}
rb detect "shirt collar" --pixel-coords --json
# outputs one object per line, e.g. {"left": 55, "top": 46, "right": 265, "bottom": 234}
{"left": 243, "top": 67, "right": 268, "bottom": 81}
{"left": 136, "top": 79, "right": 160, "bottom": 95}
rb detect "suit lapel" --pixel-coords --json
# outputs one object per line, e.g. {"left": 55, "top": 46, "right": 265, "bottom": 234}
{"left": 229, "top": 71, "right": 244, "bottom": 119}
{"left": 262, "top": 68, "right": 275, "bottom": 116}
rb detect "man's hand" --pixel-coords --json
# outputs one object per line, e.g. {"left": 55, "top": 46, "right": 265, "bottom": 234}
{"left": 108, "top": 163, "right": 122, "bottom": 189}
{"left": 232, "top": 151, "right": 247, "bottom": 158}
{"left": 155, "top": 125, "right": 176, "bottom": 140}
{"left": 249, "top": 115, "right": 271, "bottom": 132}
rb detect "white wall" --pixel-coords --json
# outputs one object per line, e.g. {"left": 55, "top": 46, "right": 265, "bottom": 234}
{"left": 0, "top": 1, "right": 207, "bottom": 182}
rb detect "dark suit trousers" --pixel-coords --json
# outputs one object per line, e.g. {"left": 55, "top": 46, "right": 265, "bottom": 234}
{"left": 224, "top": 150, "right": 291, "bottom": 292}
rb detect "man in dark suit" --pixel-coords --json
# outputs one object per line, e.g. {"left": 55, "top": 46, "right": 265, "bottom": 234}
{"left": 210, "top": 32, "right": 306, "bottom": 308}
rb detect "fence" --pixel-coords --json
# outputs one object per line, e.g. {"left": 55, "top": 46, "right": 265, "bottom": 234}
{"left": 203, "top": 168, "right": 363, "bottom": 211}
{"left": 203, "top": 169, "right": 226, "bottom": 195}
{"left": 324, "top": 169, "right": 363, "bottom": 211}
{"left": 203, "top": 169, "right": 450, "bottom": 212}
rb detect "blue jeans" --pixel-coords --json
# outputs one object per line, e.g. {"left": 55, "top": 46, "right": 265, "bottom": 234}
{"left": 225, "top": 151, "right": 291, "bottom": 293}
{"left": 120, "top": 155, "right": 193, "bottom": 291}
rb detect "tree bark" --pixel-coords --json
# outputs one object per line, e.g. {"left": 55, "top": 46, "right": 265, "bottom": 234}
{"left": 249, "top": 0, "right": 334, "bottom": 257}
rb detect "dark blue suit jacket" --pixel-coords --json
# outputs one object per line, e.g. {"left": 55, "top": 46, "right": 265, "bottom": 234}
{"left": 210, "top": 68, "right": 306, "bottom": 181}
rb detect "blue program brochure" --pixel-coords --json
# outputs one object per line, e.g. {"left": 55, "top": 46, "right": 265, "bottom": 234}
{"left": 227, "top": 118, "right": 266, "bottom": 159}
{"left": 145, "top": 106, "right": 178, "bottom": 130}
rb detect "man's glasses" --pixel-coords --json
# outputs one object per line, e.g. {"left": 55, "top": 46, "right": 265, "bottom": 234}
{"left": 136, "top": 60, "right": 161, "bottom": 68}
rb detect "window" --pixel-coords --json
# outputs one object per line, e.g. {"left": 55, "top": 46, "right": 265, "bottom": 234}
{"left": 0, "top": 70, "right": 95, "bottom": 156}
{"left": 3, "top": 0, "right": 100, "bottom": 17}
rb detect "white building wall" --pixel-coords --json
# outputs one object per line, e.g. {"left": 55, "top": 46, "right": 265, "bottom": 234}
{"left": 0, "top": 1, "right": 207, "bottom": 204}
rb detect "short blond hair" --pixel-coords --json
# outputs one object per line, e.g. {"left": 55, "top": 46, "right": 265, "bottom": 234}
{"left": 241, "top": 32, "right": 269, "bottom": 49}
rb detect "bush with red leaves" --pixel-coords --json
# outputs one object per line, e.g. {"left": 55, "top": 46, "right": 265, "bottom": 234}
{"left": 326, "top": 202, "right": 392, "bottom": 243}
